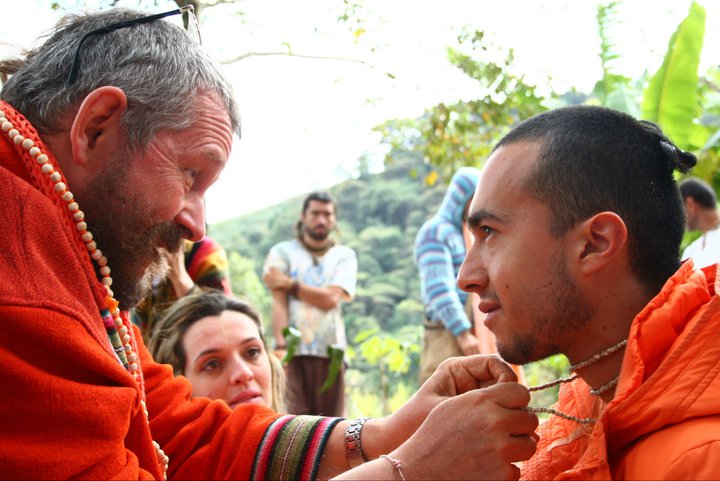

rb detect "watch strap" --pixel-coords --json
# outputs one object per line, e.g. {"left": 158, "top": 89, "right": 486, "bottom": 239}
{"left": 344, "top": 417, "right": 371, "bottom": 468}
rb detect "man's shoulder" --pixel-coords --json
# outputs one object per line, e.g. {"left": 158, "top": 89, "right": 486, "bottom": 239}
{"left": 329, "top": 243, "right": 356, "bottom": 255}
{"left": 617, "top": 415, "right": 720, "bottom": 479}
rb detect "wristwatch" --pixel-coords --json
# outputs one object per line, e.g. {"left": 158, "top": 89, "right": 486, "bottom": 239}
{"left": 344, "top": 417, "right": 371, "bottom": 468}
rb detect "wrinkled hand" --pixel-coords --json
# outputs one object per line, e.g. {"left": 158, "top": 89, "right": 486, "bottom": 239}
{"left": 263, "top": 267, "right": 291, "bottom": 291}
{"left": 393, "top": 381, "right": 538, "bottom": 480}
{"left": 456, "top": 330, "right": 482, "bottom": 356}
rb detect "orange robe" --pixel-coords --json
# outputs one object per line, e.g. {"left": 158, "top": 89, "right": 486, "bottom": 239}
{"left": 521, "top": 261, "right": 720, "bottom": 480}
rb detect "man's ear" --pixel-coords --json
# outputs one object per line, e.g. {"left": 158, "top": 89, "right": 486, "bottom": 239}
{"left": 69, "top": 86, "right": 127, "bottom": 166}
{"left": 573, "top": 211, "right": 628, "bottom": 275}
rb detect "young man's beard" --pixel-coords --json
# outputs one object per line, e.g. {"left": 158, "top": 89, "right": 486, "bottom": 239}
{"left": 74, "top": 156, "right": 185, "bottom": 310}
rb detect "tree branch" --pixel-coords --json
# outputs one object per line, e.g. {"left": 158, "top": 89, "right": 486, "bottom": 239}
{"left": 221, "top": 50, "right": 395, "bottom": 78}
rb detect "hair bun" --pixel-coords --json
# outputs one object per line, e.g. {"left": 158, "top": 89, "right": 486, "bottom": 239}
{"left": 660, "top": 140, "right": 697, "bottom": 174}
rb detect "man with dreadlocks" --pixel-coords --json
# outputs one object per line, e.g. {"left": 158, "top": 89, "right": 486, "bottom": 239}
{"left": 263, "top": 191, "right": 357, "bottom": 417}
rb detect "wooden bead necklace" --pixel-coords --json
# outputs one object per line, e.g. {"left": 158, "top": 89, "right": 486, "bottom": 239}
{"left": 0, "top": 105, "right": 169, "bottom": 479}
{"left": 524, "top": 339, "right": 628, "bottom": 424}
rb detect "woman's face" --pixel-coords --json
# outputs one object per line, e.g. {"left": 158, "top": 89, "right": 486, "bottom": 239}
{"left": 182, "top": 310, "right": 273, "bottom": 408}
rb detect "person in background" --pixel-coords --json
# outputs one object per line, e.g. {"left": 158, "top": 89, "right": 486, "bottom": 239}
{"left": 149, "top": 290, "right": 285, "bottom": 412}
{"left": 134, "top": 236, "right": 232, "bottom": 343}
{"left": 263, "top": 191, "right": 357, "bottom": 417}
{"left": 679, "top": 176, "right": 720, "bottom": 268}
{"left": 0, "top": 7, "right": 538, "bottom": 479}
{"left": 414, "top": 167, "right": 483, "bottom": 383}
{"left": 459, "top": 105, "right": 720, "bottom": 480}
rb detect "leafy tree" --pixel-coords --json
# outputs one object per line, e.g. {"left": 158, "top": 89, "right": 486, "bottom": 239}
{"left": 375, "top": 29, "right": 548, "bottom": 184}
{"left": 227, "top": 251, "right": 271, "bottom": 322}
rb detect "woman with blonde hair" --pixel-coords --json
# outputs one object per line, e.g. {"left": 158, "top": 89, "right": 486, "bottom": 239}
{"left": 149, "top": 290, "right": 285, "bottom": 412}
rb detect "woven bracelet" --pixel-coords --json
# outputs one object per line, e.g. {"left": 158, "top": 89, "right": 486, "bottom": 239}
{"left": 379, "top": 454, "right": 406, "bottom": 480}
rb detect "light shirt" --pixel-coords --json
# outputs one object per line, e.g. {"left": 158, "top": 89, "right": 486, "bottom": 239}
{"left": 264, "top": 239, "right": 357, "bottom": 357}
{"left": 682, "top": 226, "right": 720, "bottom": 269}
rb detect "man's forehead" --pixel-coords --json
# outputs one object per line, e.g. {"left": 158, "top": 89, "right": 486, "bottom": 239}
{"left": 476, "top": 144, "right": 530, "bottom": 194}
{"left": 470, "top": 142, "right": 542, "bottom": 218}
{"left": 307, "top": 201, "right": 334, "bottom": 212}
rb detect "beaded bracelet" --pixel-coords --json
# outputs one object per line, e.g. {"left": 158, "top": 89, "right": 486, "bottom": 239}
{"left": 380, "top": 454, "right": 406, "bottom": 480}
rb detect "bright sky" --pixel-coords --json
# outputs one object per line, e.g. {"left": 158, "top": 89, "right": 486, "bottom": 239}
{"left": 2, "top": 0, "right": 719, "bottom": 223}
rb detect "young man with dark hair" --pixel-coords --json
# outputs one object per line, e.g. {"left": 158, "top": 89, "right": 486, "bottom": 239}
{"left": 263, "top": 191, "right": 357, "bottom": 417}
{"left": 679, "top": 176, "right": 720, "bottom": 268}
{"left": 459, "top": 105, "right": 720, "bottom": 479}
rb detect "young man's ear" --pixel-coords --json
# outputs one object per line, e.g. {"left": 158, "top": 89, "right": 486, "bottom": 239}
{"left": 70, "top": 86, "right": 128, "bottom": 166}
{"left": 573, "top": 211, "right": 628, "bottom": 275}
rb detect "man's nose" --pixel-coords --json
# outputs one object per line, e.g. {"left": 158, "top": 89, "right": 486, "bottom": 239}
{"left": 175, "top": 194, "right": 206, "bottom": 242}
{"left": 457, "top": 248, "right": 488, "bottom": 293}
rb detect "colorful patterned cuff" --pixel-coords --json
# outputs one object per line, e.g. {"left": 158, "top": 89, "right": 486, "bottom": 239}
{"left": 251, "top": 415, "right": 342, "bottom": 481}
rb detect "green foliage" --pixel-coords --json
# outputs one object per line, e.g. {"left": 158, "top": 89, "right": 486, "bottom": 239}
{"left": 227, "top": 251, "right": 271, "bottom": 320}
{"left": 280, "top": 326, "right": 301, "bottom": 364}
{"left": 524, "top": 354, "right": 571, "bottom": 418}
{"left": 641, "top": 1, "right": 706, "bottom": 150}
{"left": 594, "top": 1, "right": 633, "bottom": 108}
{"left": 374, "top": 29, "right": 548, "bottom": 184}
{"left": 347, "top": 327, "right": 420, "bottom": 415}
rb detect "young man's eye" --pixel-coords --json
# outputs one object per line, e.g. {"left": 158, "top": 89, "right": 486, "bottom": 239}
{"left": 475, "top": 225, "right": 494, "bottom": 241}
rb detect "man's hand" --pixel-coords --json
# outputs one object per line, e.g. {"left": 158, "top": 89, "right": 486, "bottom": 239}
{"left": 263, "top": 267, "right": 292, "bottom": 291}
{"left": 392, "top": 381, "right": 538, "bottom": 480}
{"left": 456, "top": 329, "right": 482, "bottom": 356}
{"left": 334, "top": 356, "right": 538, "bottom": 480}
{"left": 385, "top": 355, "right": 520, "bottom": 438}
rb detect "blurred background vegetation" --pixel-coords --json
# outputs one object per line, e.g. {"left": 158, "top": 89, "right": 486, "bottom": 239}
{"left": 211, "top": 0, "right": 720, "bottom": 417}
{"left": 37, "top": 0, "right": 720, "bottom": 417}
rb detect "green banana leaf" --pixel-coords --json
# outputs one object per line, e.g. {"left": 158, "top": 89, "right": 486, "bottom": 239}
{"left": 319, "top": 345, "right": 344, "bottom": 394}
{"left": 641, "top": 1, "right": 706, "bottom": 150}
{"left": 281, "top": 326, "right": 301, "bottom": 365}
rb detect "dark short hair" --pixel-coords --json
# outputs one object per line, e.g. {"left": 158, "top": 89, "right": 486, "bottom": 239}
{"left": 679, "top": 177, "right": 717, "bottom": 209}
{"left": 302, "top": 191, "right": 336, "bottom": 214}
{"left": 495, "top": 105, "right": 697, "bottom": 294}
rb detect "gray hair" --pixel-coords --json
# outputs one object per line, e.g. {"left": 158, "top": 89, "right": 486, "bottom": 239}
{"left": 0, "top": 8, "right": 240, "bottom": 149}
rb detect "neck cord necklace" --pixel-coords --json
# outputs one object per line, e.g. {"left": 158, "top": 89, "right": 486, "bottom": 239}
{"left": 298, "top": 235, "right": 335, "bottom": 266}
{"left": 0, "top": 106, "right": 169, "bottom": 479}
{"left": 524, "top": 339, "right": 628, "bottom": 424}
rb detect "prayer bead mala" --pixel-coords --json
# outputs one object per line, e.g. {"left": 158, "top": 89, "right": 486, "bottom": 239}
{"left": 0, "top": 108, "right": 169, "bottom": 478}
{"left": 524, "top": 339, "right": 628, "bottom": 424}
